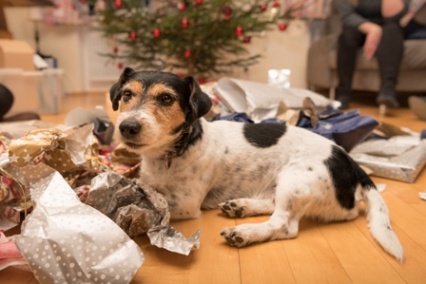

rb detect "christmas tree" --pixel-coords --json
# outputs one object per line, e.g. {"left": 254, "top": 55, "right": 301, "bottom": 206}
{"left": 88, "top": 0, "right": 303, "bottom": 80}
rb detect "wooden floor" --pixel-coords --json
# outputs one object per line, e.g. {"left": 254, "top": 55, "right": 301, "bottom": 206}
{"left": 1, "top": 92, "right": 426, "bottom": 283}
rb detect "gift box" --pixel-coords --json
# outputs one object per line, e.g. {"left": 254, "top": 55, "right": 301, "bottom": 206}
{"left": 0, "top": 39, "right": 35, "bottom": 71}
{"left": 350, "top": 136, "right": 426, "bottom": 183}
{"left": 0, "top": 68, "right": 64, "bottom": 115}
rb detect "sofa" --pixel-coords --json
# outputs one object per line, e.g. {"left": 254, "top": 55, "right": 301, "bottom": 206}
{"left": 307, "top": 1, "right": 426, "bottom": 99}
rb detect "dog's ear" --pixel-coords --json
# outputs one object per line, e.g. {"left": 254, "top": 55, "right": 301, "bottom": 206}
{"left": 109, "top": 67, "right": 136, "bottom": 111}
{"left": 109, "top": 83, "right": 121, "bottom": 111}
{"left": 184, "top": 76, "right": 212, "bottom": 121}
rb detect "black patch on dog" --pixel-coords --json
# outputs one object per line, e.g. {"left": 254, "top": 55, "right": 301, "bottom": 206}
{"left": 243, "top": 123, "right": 286, "bottom": 148}
{"left": 324, "top": 145, "right": 376, "bottom": 209}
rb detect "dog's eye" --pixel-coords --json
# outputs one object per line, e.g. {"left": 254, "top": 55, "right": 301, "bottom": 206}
{"left": 122, "top": 90, "right": 132, "bottom": 102}
{"left": 158, "top": 93, "right": 174, "bottom": 105}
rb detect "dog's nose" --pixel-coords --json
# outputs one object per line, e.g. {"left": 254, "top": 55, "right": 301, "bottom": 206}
{"left": 119, "top": 119, "right": 141, "bottom": 138}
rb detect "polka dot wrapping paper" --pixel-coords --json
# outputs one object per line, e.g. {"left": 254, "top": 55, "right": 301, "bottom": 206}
{"left": 14, "top": 163, "right": 145, "bottom": 284}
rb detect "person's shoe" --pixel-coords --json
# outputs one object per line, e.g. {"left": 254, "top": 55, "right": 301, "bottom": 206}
{"left": 408, "top": 96, "right": 426, "bottom": 121}
{"left": 338, "top": 94, "right": 352, "bottom": 110}
{"left": 376, "top": 92, "right": 400, "bottom": 108}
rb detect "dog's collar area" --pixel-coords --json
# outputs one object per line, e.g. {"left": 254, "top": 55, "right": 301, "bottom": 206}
{"left": 163, "top": 123, "right": 194, "bottom": 169}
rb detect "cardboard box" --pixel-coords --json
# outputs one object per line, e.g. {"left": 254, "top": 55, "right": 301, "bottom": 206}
{"left": 0, "top": 69, "right": 39, "bottom": 115}
{"left": 0, "top": 68, "right": 64, "bottom": 115}
{"left": 0, "top": 39, "right": 35, "bottom": 71}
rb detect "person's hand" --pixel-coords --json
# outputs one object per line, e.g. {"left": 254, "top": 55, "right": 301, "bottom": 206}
{"left": 359, "top": 23, "right": 383, "bottom": 60}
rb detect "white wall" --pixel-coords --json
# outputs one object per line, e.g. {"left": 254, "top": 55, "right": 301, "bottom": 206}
{"left": 4, "top": 7, "right": 310, "bottom": 92}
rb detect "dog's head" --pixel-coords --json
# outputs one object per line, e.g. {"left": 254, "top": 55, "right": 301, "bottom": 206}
{"left": 110, "top": 67, "right": 212, "bottom": 155}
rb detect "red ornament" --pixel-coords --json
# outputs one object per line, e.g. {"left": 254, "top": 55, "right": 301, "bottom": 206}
{"left": 235, "top": 26, "right": 244, "bottom": 36}
{"left": 117, "top": 62, "right": 123, "bottom": 69}
{"left": 198, "top": 77, "right": 207, "bottom": 84}
{"left": 222, "top": 6, "right": 233, "bottom": 16}
{"left": 80, "top": 0, "right": 87, "bottom": 3}
{"left": 195, "top": 0, "right": 203, "bottom": 5}
{"left": 181, "top": 18, "right": 189, "bottom": 29}
{"left": 273, "top": 1, "right": 280, "bottom": 7}
{"left": 115, "top": 0, "right": 122, "bottom": 9}
{"left": 113, "top": 46, "right": 118, "bottom": 53}
{"left": 129, "top": 31, "right": 137, "bottom": 41}
{"left": 153, "top": 28, "right": 161, "bottom": 38}
{"left": 178, "top": 2, "right": 186, "bottom": 11}
{"left": 184, "top": 49, "right": 191, "bottom": 58}
{"left": 260, "top": 3, "right": 267, "bottom": 11}
{"left": 243, "top": 36, "right": 251, "bottom": 43}
{"left": 278, "top": 23, "right": 288, "bottom": 31}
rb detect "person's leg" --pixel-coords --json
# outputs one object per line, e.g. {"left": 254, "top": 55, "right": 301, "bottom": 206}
{"left": 336, "top": 26, "right": 365, "bottom": 109}
{"left": 375, "top": 21, "right": 404, "bottom": 107}
{"left": 0, "top": 84, "right": 14, "bottom": 121}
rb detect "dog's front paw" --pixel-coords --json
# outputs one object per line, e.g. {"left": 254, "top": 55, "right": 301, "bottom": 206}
{"left": 219, "top": 200, "right": 245, "bottom": 218}
{"left": 220, "top": 227, "right": 249, "bottom": 247}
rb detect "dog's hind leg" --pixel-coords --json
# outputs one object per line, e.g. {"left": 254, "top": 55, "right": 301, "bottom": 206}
{"left": 220, "top": 168, "right": 322, "bottom": 247}
{"left": 219, "top": 198, "right": 275, "bottom": 218}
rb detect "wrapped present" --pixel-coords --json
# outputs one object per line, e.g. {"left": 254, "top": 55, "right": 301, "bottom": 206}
{"left": 350, "top": 136, "right": 426, "bottom": 183}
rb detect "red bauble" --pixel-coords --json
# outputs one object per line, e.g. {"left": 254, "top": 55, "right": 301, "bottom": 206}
{"left": 117, "top": 62, "right": 123, "bottom": 69}
{"left": 153, "top": 28, "right": 161, "bottom": 38}
{"left": 222, "top": 6, "right": 233, "bottom": 16}
{"left": 273, "top": 1, "right": 280, "bottom": 7}
{"left": 260, "top": 3, "right": 267, "bottom": 11}
{"left": 184, "top": 49, "right": 191, "bottom": 58}
{"left": 80, "top": 0, "right": 87, "bottom": 3}
{"left": 113, "top": 46, "right": 118, "bottom": 53}
{"left": 278, "top": 23, "right": 288, "bottom": 31}
{"left": 181, "top": 18, "right": 189, "bottom": 29}
{"left": 198, "top": 77, "right": 207, "bottom": 84}
{"left": 178, "top": 2, "right": 186, "bottom": 11}
{"left": 115, "top": 0, "right": 122, "bottom": 9}
{"left": 195, "top": 0, "right": 203, "bottom": 5}
{"left": 235, "top": 26, "right": 244, "bottom": 36}
{"left": 129, "top": 31, "right": 137, "bottom": 41}
{"left": 243, "top": 36, "right": 251, "bottom": 43}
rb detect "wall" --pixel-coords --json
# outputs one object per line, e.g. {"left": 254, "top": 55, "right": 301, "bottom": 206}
{"left": 4, "top": 7, "right": 310, "bottom": 93}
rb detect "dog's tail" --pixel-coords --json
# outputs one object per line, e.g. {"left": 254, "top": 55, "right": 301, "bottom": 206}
{"left": 362, "top": 186, "right": 404, "bottom": 262}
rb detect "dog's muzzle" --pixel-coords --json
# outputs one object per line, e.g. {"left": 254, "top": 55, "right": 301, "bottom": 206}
{"left": 119, "top": 119, "right": 142, "bottom": 139}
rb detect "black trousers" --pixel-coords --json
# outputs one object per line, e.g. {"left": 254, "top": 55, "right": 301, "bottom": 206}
{"left": 0, "top": 84, "right": 14, "bottom": 120}
{"left": 336, "top": 21, "right": 404, "bottom": 97}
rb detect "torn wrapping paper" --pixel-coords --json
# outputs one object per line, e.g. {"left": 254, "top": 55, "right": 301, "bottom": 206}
{"left": 83, "top": 172, "right": 200, "bottom": 256}
{"left": 0, "top": 154, "right": 31, "bottom": 231}
{"left": 350, "top": 136, "right": 426, "bottom": 183}
{"left": 14, "top": 163, "right": 144, "bottom": 284}
{"left": 1, "top": 124, "right": 105, "bottom": 231}
{"left": 8, "top": 124, "right": 101, "bottom": 175}
{"left": 0, "top": 230, "right": 30, "bottom": 271}
{"left": 147, "top": 213, "right": 201, "bottom": 255}
{"left": 212, "top": 77, "right": 339, "bottom": 122}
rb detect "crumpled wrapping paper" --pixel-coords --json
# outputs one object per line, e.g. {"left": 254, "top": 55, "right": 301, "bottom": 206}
{"left": 350, "top": 136, "right": 426, "bottom": 183}
{"left": 1, "top": 124, "right": 103, "bottom": 231}
{"left": 212, "top": 77, "right": 337, "bottom": 122}
{"left": 14, "top": 163, "right": 144, "bottom": 284}
{"left": 8, "top": 124, "right": 101, "bottom": 178}
{"left": 83, "top": 172, "right": 200, "bottom": 255}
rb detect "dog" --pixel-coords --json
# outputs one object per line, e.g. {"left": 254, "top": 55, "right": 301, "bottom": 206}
{"left": 110, "top": 67, "right": 403, "bottom": 261}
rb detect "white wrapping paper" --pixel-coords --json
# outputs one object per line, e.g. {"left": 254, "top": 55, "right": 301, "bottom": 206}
{"left": 14, "top": 163, "right": 144, "bottom": 284}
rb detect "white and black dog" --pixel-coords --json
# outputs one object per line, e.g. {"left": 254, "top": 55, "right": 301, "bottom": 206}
{"left": 110, "top": 68, "right": 403, "bottom": 261}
